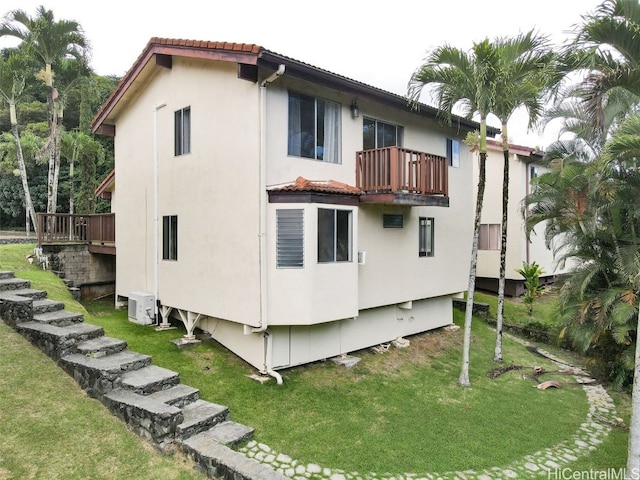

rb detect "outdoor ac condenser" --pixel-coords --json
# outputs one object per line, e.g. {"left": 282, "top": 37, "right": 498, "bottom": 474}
{"left": 127, "top": 292, "right": 155, "bottom": 325}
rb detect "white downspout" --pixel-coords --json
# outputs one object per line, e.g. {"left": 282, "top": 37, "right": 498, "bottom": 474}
{"left": 252, "top": 65, "right": 285, "bottom": 384}
{"left": 153, "top": 102, "right": 167, "bottom": 321}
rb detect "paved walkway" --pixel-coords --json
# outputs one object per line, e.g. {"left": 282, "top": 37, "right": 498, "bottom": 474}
{"left": 238, "top": 335, "right": 618, "bottom": 480}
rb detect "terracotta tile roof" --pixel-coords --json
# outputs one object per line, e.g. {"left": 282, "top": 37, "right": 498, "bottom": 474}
{"left": 90, "top": 37, "right": 498, "bottom": 137}
{"left": 272, "top": 177, "right": 361, "bottom": 195}
{"left": 486, "top": 138, "right": 538, "bottom": 155}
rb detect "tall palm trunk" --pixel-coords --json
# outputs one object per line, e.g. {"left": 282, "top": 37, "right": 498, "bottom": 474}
{"left": 494, "top": 130, "right": 510, "bottom": 363}
{"left": 51, "top": 106, "right": 64, "bottom": 214}
{"left": 44, "top": 62, "right": 60, "bottom": 214}
{"left": 628, "top": 303, "right": 640, "bottom": 471}
{"left": 8, "top": 102, "right": 37, "bottom": 236}
{"left": 459, "top": 120, "right": 488, "bottom": 387}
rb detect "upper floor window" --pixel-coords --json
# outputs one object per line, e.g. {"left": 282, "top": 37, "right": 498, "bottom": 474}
{"left": 363, "top": 117, "right": 403, "bottom": 150}
{"left": 446, "top": 138, "right": 460, "bottom": 167}
{"left": 530, "top": 165, "right": 538, "bottom": 179}
{"left": 318, "top": 208, "right": 352, "bottom": 263}
{"left": 478, "top": 223, "right": 500, "bottom": 250}
{"left": 288, "top": 91, "right": 341, "bottom": 164}
{"left": 174, "top": 107, "right": 191, "bottom": 156}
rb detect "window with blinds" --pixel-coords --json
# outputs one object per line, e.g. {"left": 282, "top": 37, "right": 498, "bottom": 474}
{"left": 276, "top": 209, "right": 304, "bottom": 268}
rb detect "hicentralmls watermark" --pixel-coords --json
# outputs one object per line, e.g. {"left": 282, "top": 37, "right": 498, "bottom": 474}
{"left": 548, "top": 469, "right": 640, "bottom": 480}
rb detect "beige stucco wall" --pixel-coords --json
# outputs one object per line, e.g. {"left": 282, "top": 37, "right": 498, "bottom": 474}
{"left": 263, "top": 81, "right": 473, "bottom": 315}
{"left": 111, "top": 56, "right": 475, "bottom": 370}
{"left": 113, "top": 58, "right": 262, "bottom": 325}
{"left": 475, "top": 147, "right": 563, "bottom": 281}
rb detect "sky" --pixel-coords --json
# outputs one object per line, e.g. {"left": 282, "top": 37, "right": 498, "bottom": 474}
{"left": 0, "top": 0, "right": 604, "bottom": 148}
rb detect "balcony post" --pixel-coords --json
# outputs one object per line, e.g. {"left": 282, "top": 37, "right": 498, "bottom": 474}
{"left": 389, "top": 147, "right": 399, "bottom": 191}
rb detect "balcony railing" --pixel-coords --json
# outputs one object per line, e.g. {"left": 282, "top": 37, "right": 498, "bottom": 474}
{"left": 37, "top": 213, "right": 115, "bottom": 254}
{"left": 356, "top": 147, "right": 448, "bottom": 203}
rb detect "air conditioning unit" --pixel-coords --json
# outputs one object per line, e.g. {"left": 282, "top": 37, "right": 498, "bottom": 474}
{"left": 127, "top": 292, "right": 155, "bottom": 325}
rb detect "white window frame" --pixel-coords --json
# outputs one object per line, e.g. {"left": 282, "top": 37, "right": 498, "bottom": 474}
{"left": 317, "top": 208, "right": 352, "bottom": 263}
{"left": 174, "top": 107, "right": 191, "bottom": 156}
{"left": 478, "top": 223, "right": 500, "bottom": 250}
{"left": 419, "top": 217, "right": 434, "bottom": 257}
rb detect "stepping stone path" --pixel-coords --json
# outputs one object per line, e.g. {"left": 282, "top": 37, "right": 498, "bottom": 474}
{"left": 0, "top": 270, "right": 621, "bottom": 479}
{"left": 0, "top": 271, "right": 286, "bottom": 480}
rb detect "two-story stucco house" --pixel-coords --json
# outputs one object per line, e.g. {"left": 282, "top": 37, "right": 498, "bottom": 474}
{"left": 474, "top": 139, "right": 565, "bottom": 297}
{"left": 91, "top": 38, "right": 499, "bottom": 381}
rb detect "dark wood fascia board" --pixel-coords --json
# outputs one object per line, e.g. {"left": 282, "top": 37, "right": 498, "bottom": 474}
{"left": 94, "top": 124, "right": 115, "bottom": 137}
{"left": 155, "top": 54, "right": 172, "bottom": 69}
{"left": 238, "top": 64, "right": 258, "bottom": 82}
{"left": 88, "top": 244, "right": 116, "bottom": 255}
{"left": 151, "top": 45, "right": 259, "bottom": 65}
{"left": 359, "top": 193, "right": 450, "bottom": 207}
{"left": 268, "top": 191, "right": 360, "bottom": 206}
{"left": 258, "top": 51, "right": 499, "bottom": 136}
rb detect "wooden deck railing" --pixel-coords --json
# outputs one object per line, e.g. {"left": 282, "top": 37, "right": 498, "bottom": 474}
{"left": 356, "top": 146, "right": 448, "bottom": 196}
{"left": 37, "top": 213, "right": 115, "bottom": 250}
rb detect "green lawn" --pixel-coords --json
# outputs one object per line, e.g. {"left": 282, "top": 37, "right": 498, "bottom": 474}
{"left": 0, "top": 243, "right": 630, "bottom": 477}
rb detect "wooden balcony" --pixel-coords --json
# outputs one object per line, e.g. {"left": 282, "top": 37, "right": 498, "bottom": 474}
{"left": 37, "top": 213, "right": 116, "bottom": 255}
{"left": 356, "top": 147, "right": 449, "bottom": 206}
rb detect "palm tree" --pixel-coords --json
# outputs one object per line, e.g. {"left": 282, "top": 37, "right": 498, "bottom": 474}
{"left": 490, "top": 31, "right": 556, "bottom": 362}
{"left": 408, "top": 39, "right": 500, "bottom": 387}
{"left": 565, "top": 0, "right": 640, "bottom": 133}
{"left": 0, "top": 6, "right": 89, "bottom": 215}
{"left": 0, "top": 51, "right": 37, "bottom": 235}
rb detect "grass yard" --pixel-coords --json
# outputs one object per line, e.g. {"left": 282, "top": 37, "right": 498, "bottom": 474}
{"left": 0, "top": 243, "right": 631, "bottom": 476}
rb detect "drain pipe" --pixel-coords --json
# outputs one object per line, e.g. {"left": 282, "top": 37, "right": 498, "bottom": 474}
{"left": 253, "top": 64, "right": 285, "bottom": 334}
{"left": 251, "top": 65, "right": 285, "bottom": 384}
{"left": 263, "top": 331, "right": 283, "bottom": 385}
{"left": 153, "top": 101, "right": 167, "bottom": 322}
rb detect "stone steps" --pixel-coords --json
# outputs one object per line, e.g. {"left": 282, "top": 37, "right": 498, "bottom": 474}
{"left": 10, "top": 288, "right": 49, "bottom": 300}
{"left": 103, "top": 389, "right": 184, "bottom": 444}
{"left": 32, "top": 298, "right": 66, "bottom": 314}
{"left": 33, "top": 309, "right": 84, "bottom": 327}
{"left": 76, "top": 336, "right": 127, "bottom": 357}
{"left": 196, "top": 421, "right": 255, "bottom": 448}
{"left": 148, "top": 384, "right": 200, "bottom": 408}
{"left": 0, "top": 270, "right": 15, "bottom": 280}
{"left": 16, "top": 321, "right": 104, "bottom": 360}
{"left": 0, "top": 277, "right": 30, "bottom": 291}
{"left": 121, "top": 365, "right": 180, "bottom": 395}
{"left": 177, "top": 399, "right": 230, "bottom": 441}
{"left": 60, "top": 350, "right": 153, "bottom": 396}
{"left": 0, "top": 271, "right": 266, "bottom": 479}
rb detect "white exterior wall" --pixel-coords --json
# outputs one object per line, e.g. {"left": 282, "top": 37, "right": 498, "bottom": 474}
{"left": 113, "top": 58, "right": 262, "bottom": 326}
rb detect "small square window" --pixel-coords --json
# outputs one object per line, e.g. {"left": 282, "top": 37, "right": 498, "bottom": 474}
{"left": 479, "top": 224, "right": 500, "bottom": 250}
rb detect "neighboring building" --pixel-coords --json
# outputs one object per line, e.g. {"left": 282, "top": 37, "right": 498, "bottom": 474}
{"left": 474, "top": 139, "right": 564, "bottom": 297}
{"left": 91, "top": 38, "right": 499, "bottom": 378}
